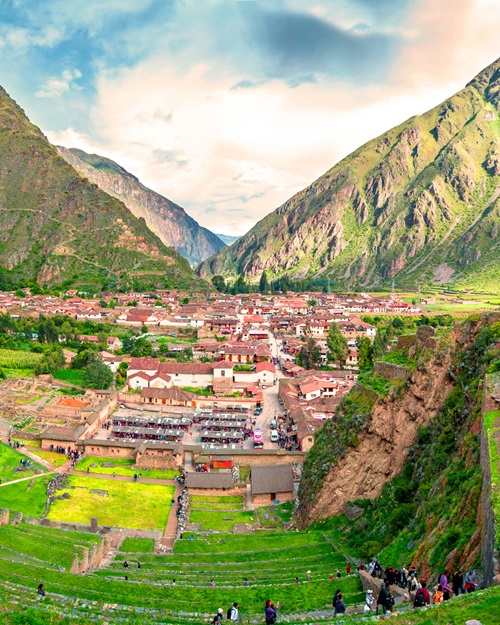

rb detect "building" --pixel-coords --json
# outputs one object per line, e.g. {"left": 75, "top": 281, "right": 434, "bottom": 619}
{"left": 250, "top": 464, "right": 294, "bottom": 504}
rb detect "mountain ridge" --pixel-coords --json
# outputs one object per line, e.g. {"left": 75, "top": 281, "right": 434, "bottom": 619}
{"left": 0, "top": 85, "right": 201, "bottom": 291}
{"left": 57, "top": 147, "right": 226, "bottom": 265}
{"left": 198, "top": 56, "right": 500, "bottom": 293}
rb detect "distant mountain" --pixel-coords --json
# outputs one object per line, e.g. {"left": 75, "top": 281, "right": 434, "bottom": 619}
{"left": 215, "top": 233, "right": 240, "bottom": 246}
{"left": 57, "top": 148, "right": 225, "bottom": 265}
{"left": 199, "top": 58, "right": 500, "bottom": 294}
{"left": 0, "top": 86, "right": 201, "bottom": 291}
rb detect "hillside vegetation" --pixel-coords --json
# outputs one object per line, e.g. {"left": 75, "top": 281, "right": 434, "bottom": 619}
{"left": 57, "top": 147, "right": 225, "bottom": 265}
{"left": 299, "top": 313, "right": 500, "bottom": 580}
{"left": 0, "top": 86, "right": 201, "bottom": 292}
{"left": 199, "top": 57, "right": 500, "bottom": 294}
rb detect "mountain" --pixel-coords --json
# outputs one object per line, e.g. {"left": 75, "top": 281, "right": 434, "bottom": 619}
{"left": 0, "top": 86, "right": 201, "bottom": 291}
{"left": 57, "top": 147, "right": 225, "bottom": 265}
{"left": 199, "top": 58, "right": 500, "bottom": 294}
{"left": 215, "top": 233, "right": 240, "bottom": 246}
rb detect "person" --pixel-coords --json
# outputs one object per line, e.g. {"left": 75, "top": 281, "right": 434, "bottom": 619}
{"left": 358, "top": 562, "right": 365, "bottom": 571}
{"left": 333, "top": 592, "right": 346, "bottom": 616}
{"left": 37, "top": 583, "right": 46, "bottom": 597}
{"left": 137, "top": 561, "right": 141, "bottom": 570}
{"left": 329, "top": 573, "right": 334, "bottom": 580}
{"left": 408, "top": 572, "right": 418, "bottom": 600}
{"left": 243, "top": 578, "right": 249, "bottom": 587}
{"left": 377, "top": 582, "right": 394, "bottom": 615}
{"left": 295, "top": 577, "right": 299, "bottom": 584}
{"left": 433, "top": 584, "right": 444, "bottom": 604}
{"left": 306, "top": 570, "right": 311, "bottom": 582}
{"left": 265, "top": 599, "right": 279, "bottom": 625}
{"left": 211, "top": 608, "right": 223, "bottom": 625}
{"left": 363, "top": 589, "right": 374, "bottom": 614}
{"left": 133, "top": 473, "right": 138, "bottom": 482}
{"left": 336, "top": 569, "right": 341, "bottom": 578}
{"left": 452, "top": 570, "right": 464, "bottom": 596}
{"left": 346, "top": 564, "right": 351, "bottom": 576}
{"left": 210, "top": 579, "right": 215, "bottom": 588}
{"left": 465, "top": 568, "right": 477, "bottom": 593}
{"left": 172, "top": 579, "right": 176, "bottom": 586}
{"left": 439, "top": 570, "right": 451, "bottom": 600}
{"left": 413, "top": 580, "right": 430, "bottom": 608}
{"left": 123, "top": 560, "right": 129, "bottom": 569}
{"left": 228, "top": 602, "right": 239, "bottom": 622}
{"left": 124, "top": 575, "right": 128, "bottom": 581}
{"left": 332, "top": 589, "right": 341, "bottom": 608}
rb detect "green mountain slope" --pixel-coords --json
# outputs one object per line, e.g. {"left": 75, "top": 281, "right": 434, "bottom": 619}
{"left": 57, "top": 147, "right": 226, "bottom": 265}
{"left": 199, "top": 57, "right": 500, "bottom": 293}
{"left": 0, "top": 86, "right": 201, "bottom": 291}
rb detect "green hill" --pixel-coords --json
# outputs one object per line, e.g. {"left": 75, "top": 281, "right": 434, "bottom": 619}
{"left": 199, "top": 57, "right": 500, "bottom": 294}
{"left": 0, "top": 86, "right": 202, "bottom": 292}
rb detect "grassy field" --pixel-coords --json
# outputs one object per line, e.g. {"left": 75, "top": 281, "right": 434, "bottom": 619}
{"left": 47, "top": 475, "right": 174, "bottom": 529}
{"left": 120, "top": 537, "right": 156, "bottom": 553}
{"left": 189, "top": 509, "right": 256, "bottom": 532}
{"left": 0, "top": 441, "right": 45, "bottom": 482}
{"left": 76, "top": 456, "right": 178, "bottom": 479}
{"left": 53, "top": 368, "right": 86, "bottom": 386}
{"left": 0, "top": 349, "right": 43, "bottom": 369}
{"left": 257, "top": 501, "right": 293, "bottom": 527}
{"left": 190, "top": 494, "right": 244, "bottom": 510}
{"left": 0, "top": 475, "right": 51, "bottom": 517}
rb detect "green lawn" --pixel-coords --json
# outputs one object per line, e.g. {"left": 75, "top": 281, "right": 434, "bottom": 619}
{"left": 0, "top": 475, "right": 51, "bottom": 517}
{"left": 23, "top": 446, "right": 68, "bottom": 468}
{"left": 189, "top": 509, "right": 256, "bottom": 532}
{"left": 47, "top": 475, "right": 174, "bottom": 530}
{"left": 76, "top": 456, "right": 178, "bottom": 479}
{"left": 0, "top": 441, "right": 45, "bottom": 483}
{"left": 190, "top": 494, "right": 244, "bottom": 510}
{"left": 120, "top": 537, "right": 156, "bottom": 553}
{"left": 53, "top": 368, "right": 86, "bottom": 386}
{"left": 257, "top": 501, "right": 293, "bottom": 527}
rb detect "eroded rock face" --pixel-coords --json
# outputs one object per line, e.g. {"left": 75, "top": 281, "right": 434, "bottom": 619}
{"left": 305, "top": 351, "right": 454, "bottom": 522}
{"left": 57, "top": 147, "right": 225, "bottom": 265}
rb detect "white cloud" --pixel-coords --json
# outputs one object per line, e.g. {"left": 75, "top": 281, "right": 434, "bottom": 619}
{"left": 35, "top": 68, "right": 82, "bottom": 98}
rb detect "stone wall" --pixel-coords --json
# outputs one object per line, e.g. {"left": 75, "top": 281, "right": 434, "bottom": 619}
{"left": 212, "top": 376, "right": 234, "bottom": 395}
{"left": 136, "top": 453, "right": 177, "bottom": 471}
{"left": 480, "top": 377, "right": 499, "bottom": 587}
{"left": 357, "top": 570, "right": 410, "bottom": 604}
{"left": 188, "top": 486, "right": 246, "bottom": 497}
{"left": 253, "top": 491, "right": 293, "bottom": 505}
{"left": 374, "top": 362, "right": 410, "bottom": 381}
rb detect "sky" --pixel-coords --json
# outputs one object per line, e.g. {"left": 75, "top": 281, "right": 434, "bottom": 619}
{"left": 0, "top": 1, "right": 499, "bottom": 236}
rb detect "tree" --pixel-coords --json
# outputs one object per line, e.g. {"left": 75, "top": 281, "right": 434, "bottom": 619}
{"left": 357, "top": 336, "right": 373, "bottom": 370}
{"left": 71, "top": 349, "right": 99, "bottom": 370}
{"left": 326, "top": 322, "right": 349, "bottom": 365}
{"left": 84, "top": 359, "right": 113, "bottom": 389}
{"left": 296, "top": 338, "right": 321, "bottom": 369}
{"left": 259, "top": 270, "right": 269, "bottom": 293}
{"left": 212, "top": 275, "right": 226, "bottom": 292}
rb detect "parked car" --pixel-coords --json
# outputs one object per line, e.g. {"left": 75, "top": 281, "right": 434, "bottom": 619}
{"left": 253, "top": 428, "right": 264, "bottom": 449}
{"left": 270, "top": 429, "right": 279, "bottom": 443}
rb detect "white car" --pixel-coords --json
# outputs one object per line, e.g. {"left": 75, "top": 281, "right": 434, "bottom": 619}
{"left": 270, "top": 429, "right": 279, "bottom": 443}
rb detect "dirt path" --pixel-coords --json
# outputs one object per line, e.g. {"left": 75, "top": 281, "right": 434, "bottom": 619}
{"left": 0, "top": 472, "right": 54, "bottom": 487}
{"left": 161, "top": 483, "right": 183, "bottom": 550}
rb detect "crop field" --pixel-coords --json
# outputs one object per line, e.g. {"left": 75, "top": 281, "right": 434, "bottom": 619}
{"left": 0, "top": 348, "right": 43, "bottom": 369}
{"left": 53, "top": 368, "right": 86, "bottom": 386}
{"left": 0, "top": 475, "right": 51, "bottom": 517}
{"left": 0, "top": 441, "right": 45, "bottom": 483}
{"left": 47, "top": 475, "right": 174, "bottom": 529}
{"left": 76, "top": 456, "right": 178, "bottom": 480}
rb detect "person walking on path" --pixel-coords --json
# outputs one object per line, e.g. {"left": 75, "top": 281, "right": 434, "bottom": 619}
{"left": 465, "top": 569, "right": 477, "bottom": 593}
{"left": 413, "top": 580, "right": 430, "bottom": 608}
{"left": 211, "top": 608, "right": 223, "bottom": 625}
{"left": 377, "top": 582, "right": 394, "bottom": 615}
{"left": 346, "top": 564, "right": 351, "bottom": 576}
{"left": 228, "top": 603, "right": 239, "bottom": 622}
{"left": 306, "top": 570, "right": 311, "bottom": 582}
{"left": 433, "top": 584, "right": 444, "bottom": 604}
{"left": 265, "top": 599, "right": 279, "bottom": 625}
{"left": 333, "top": 592, "right": 346, "bottom": 617}
{"left": 439, "top": 570, "right": 451, "bottom": 600}
{"left": 37, "top": 583, "right": 46, "bottom": 597}
{"left": 363, "top": 589, "right": 374, "bottom": 613}
{"left": 452, "top": 571, "right": 465, "bottom": 596}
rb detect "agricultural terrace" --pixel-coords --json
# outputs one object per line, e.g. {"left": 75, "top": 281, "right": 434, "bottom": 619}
{"left": 0, "top": 441, "right": 45, "bottom": 482}
{"left": 13, "top": 438, "right": 68, "bottom": 467}
{"left": 0, "top": 348, "right": 43, "bottom": 371}
{"left": 485, "top": 408, "right": 500, "bottom": 526}
{"left": 76, "top": 456, "right": 178, "bottom": 480}
{"left": 47, "top": 475, "right": 174, "bottom": 530}
{"left": 119, "top": 537, "right": 156, "bottom": 553}
{"left": 0, "top": 474, "right": 50, "bottom": 517}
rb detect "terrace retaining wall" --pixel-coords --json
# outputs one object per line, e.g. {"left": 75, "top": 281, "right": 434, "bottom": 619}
{"left": 357, "top": 570, "right": 410, "bottom": 605}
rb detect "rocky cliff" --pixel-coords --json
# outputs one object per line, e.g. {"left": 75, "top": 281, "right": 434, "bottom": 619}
{"left": 57, "top": 148, "right": 225, "bottom": 265}
{"left": 0, "top": 86, "right": 201, "bottom": 291}
{"left": 300, "top": 314, "right": 500, "bottom": 578}
{"left": 199, "top": 57, "right": 500, "bottom": 294}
